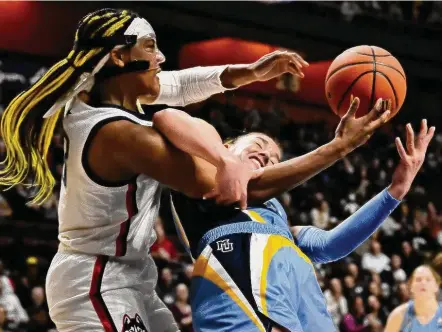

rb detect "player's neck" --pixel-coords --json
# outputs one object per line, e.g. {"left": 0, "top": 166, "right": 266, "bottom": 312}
{"left": 414, "top": 297, "right": 438, "bottom": 317}
{"left": 95, "top": 81, "right": 138, "bottom": 112}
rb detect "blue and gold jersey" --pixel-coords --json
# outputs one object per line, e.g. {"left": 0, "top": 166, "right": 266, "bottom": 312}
{"left": 170, "top": 191, "right": 292, "bottom": 259}
{"left": 170, "top": 192, "right": 336, "bottom": 331}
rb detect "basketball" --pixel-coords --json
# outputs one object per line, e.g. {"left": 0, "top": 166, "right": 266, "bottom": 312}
{"left": 325, "top": 45, "right": 407, "bottom": 118}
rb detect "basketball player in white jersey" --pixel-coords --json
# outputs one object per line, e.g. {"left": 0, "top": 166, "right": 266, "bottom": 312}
{"left": 0, "top": 6, "right": 402, "bottom": 332}
{"left": 0, "top": 8, "right": 316, "bottom": 332}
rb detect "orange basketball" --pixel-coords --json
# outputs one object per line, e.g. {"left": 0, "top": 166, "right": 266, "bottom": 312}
{"left": 325, "top": 45, "right": 407, "bottom": 118}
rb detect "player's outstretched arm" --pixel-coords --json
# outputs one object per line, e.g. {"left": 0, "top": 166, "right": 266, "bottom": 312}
{"left": 149, "top": 98, "right": 388, "bottom": 205}
{"left": 141, "top": 51, "right": 308, "bottom": 107}
{"left": 292, "top": 120, "right": 435, "bottom": 264}
{"left": 248, "top": 97, "right": 390, "bottom": 202}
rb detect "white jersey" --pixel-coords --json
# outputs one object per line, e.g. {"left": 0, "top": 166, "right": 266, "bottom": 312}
{"left": 57, "top": 99, "right": 161, "bottom": 259}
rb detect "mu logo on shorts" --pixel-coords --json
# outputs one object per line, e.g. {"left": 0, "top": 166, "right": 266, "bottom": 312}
{"left": 121, "top": 313, "right": 147, "bottom": 332}
{"left": 216, "top": 239, "right": 234, "bottom": 253}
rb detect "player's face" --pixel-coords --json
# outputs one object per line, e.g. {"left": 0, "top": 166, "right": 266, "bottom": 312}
{"left": 410, "top": 266, "right": 439, "bottom": 299}
{"left": 121, "top": 37, "right": 165, "bottom": 98}
{"left": 228, "top": 134, "right": 282, "bottom": 171}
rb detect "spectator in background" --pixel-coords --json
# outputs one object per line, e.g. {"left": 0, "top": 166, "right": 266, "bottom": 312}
{"left": 170, "top": 284, "right": 193, "bottom": 332}
{"left": 343, "top": 274, "right": 364, "bottom": 299}
{"left": 26, "top": 286, "right": 52, "bottom": 332}
{"left": 157, "top": 268, "right": 176, "bottom": 307}
{"left": 362, "top": 240, "right": 391, "bottom": 274}
{"left": 0, "top": 304, "right": 15, "bottom": 332}
{"left": 0, "top": 185, "right": 12, "bottom": 217}
{"left": 380, "top": 215, "right": 401, "bottom": 239}
{"left": 177, "top": 264, "right": 194, "bottom": 288}
{"left": 366, "top": 295, "right": 385, "bottom": 331}
{"left": 151, "top": 218, "right": 178, "bottom": 263}
{"left": 311, "top": 199, "right": 331, "bottom": 229}
{"left": 0, "top": 262, "right": 13, "bottom": 296}
{"left": 340, "top": 296, "right": 367, "bottom": 332}
{"left": 400, "top": 241, "right": 422, "bottom": 275}
{"left": 0, "top": 282, "right": 28, "bottom": 329}
{"left": 14, "top": 257, "right": 44, "bottom": 310}
{"left": 396, "top": 202, "right": 412, "bottom": 229}
{"left": 382, "top": 254, "right": 407, "bottom": 285}
{"left": 347, "top": 263, "right": 367, "bottom": 289}
{"left": 427, "top": 202, "right": 442, "bottom": 245}
{"left": 432, "top": 252, "right": 442, "bottom": 301}
{"left": 324, "top": 278, "right": 348, "bottom": 326}
{"left": 406, "top": 218, "right": 436, "bottom": 254}
{"left": 389, "top": 282, "right": 410, "bottom": 310}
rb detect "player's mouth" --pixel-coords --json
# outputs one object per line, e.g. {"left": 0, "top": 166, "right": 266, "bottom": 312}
{"left": 249, "top": 156, "right": 265, "bottom": 168}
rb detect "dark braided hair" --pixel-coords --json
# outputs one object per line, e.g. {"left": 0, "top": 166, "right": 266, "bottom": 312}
{"left": 0, "top": 8, "right": 140, "bottom": 204}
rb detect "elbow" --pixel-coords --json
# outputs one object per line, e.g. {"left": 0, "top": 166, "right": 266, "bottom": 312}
{"left": 153, "top": 108, "right": 179, "bottom": 124}
{"left": 152, "top": 108, "right": 188, "bottom": 131}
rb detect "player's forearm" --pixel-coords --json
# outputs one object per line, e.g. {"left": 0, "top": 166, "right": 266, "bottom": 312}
{"left": 142, "top": 64, "right": 264, "bottom": 106}
{"left": 295, "top": 188, "right": 401, "bottom": 263}
{"left": 145, "top": 66, "right": 232, "bottom": 107}
{"left": 248, "top": 139, "right": 348, "bottom": 202}
{"left": 152, "top": 109, "right": 232, "bottom": 168}
{"left": 219, "top": 64, "right": 258, "bottom": 88}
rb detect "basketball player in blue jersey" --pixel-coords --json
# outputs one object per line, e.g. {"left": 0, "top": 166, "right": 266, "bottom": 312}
{"left": 159, "top": 102, "right": 435, "bottom": 331}
{"left": 385, "top": 265, "right": 442, "bottom": 332}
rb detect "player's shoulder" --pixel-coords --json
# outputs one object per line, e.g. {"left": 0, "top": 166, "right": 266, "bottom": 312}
{"left": 263, "top": 198, "right": 288, "bottom": 220}
{"left": 69, "top": 98, "right": 152, "bottom": 124}
{"left": 386, "top": 302, "right": 409, "bottom": 331}
{"left": 391, "top": 302, "right": 409, "bottom": 317}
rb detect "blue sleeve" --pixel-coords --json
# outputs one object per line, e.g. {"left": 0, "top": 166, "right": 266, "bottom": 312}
{"left": 296, "top": 188, "right": 401, "bottom": 264}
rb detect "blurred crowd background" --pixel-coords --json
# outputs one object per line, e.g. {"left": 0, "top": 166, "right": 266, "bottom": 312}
{"left": 0, "top": 1, "right": 441, "bottom": 331}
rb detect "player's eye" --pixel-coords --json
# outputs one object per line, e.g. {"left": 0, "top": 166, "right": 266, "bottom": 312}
{"left": 144, "top": 40, "right": 156, "bottom": 51}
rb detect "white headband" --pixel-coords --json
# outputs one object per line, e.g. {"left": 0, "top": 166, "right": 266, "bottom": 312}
{"left": 43, "top": 18, "right": 156, "bottom": 118}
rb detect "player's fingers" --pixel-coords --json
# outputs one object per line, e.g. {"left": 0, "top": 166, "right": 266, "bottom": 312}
{"left": 288, "top": 62, "right": 304, "bottom": 77}
{"left": 420, "top": 119, "right": 428, "bottom": 137}
{"left": 344, "top": 96, "right": 360, "bottom": 118}
{"left": 366, "top": 98, "right": 385, "bottom": 122}
{"left": 288, "top": 54, "right": 306, "bottom": 69}
{"left": 203, "top": 188, "right": 218, "bottom": 200}
{"left": 250, "top": 167, "right": 264, "bottom": 179}
{"left": 426, "top": 126, "right": 436, "bottom": 145}
{"left": 288, "top": 52, "right": 309, "bottom": 67}
{"left": 368, "top": 110, "right": 390, "bottom": 131}
{"left": 240, "top": 194, "right": 248, "bottom": 210}
{"left": 406, "top": 123, "right": 416, "bottom": 153}
{"left": 395, "top": 137, "right": 408, "bottom": 160}
{"left": 416, "top": 119, "right": 428, "bottom": 149}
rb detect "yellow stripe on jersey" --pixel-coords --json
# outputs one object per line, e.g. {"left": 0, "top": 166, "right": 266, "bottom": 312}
{"left": 193, "top": 254, "right": 266, "bottom": 332}
{"left": 260, "top": 234, "right": 312, "bottom": 315}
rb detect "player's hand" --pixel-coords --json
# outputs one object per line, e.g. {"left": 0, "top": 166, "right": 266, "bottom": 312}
{"left": 203, "top": 155, "right": 264, "bottom": 209}
{"left": 250, "top": 50, "right": 309, "bottom": 80}
{"left": 334, "top": 96, "right": 391, "bottom": 153}
{"left": 389, "top": 120, "right": 435, "bottom": 200}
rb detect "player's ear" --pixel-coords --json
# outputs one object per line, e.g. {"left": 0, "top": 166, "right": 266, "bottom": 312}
{"left": 224, "top": 143, "right": 231, "bottom": 149}
{"left": 109, "top": 48, "right": 126, "bottom": 67}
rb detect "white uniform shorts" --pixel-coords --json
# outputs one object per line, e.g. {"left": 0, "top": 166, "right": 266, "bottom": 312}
{"left": 46, "top": 252, "right": 179, "bottom": 332}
